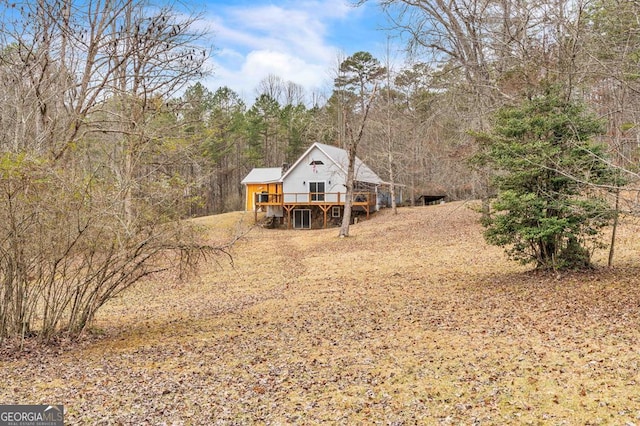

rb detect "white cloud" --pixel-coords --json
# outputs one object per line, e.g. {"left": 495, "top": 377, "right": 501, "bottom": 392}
{"left": 206, "top": 50, "right": 329, "bottom": 105}
{"left": 200, "top": 0, "right": 384, "bottom": 105}
{"left": 242, "top": 50, "right": 327, "bottom": 86}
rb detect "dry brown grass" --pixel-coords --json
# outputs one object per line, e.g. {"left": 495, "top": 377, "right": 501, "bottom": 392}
{"left": 3, "top": 201, "right": 640, "bottom": 425}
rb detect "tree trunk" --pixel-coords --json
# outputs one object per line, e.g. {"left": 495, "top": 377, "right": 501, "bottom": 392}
{"left": 338, "top": 85, "right": 378, "bottom": 237}
{"left": 608, "top": 188, "right": 620, "bottom": 267}
{"left": 339, "top": 143, "right": 357, "bottom": 237}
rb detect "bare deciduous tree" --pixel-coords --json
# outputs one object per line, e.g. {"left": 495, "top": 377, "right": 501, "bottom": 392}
{"left": 334, "top": 52, "right": 384, "bottom": 237}
{"left": 0, "top": 0, "right": 225, "bottom": 342}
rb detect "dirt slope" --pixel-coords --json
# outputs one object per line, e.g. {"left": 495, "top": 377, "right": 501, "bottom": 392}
{"left": 2, "top": 202, "right": 640, "bottom": 425}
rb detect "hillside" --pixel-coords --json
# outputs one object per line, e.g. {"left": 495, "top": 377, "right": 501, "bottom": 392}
{"left": 3, "top": 202, "right": 640, "bottom": 424}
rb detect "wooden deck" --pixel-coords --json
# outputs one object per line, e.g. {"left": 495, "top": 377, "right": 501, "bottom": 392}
{"left": 254, "top": 192, "right": 376, "bottom": 228}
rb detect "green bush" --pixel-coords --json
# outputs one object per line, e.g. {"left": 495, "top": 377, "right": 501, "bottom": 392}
{"left": 474, "top": 90, "right": 621, "bottom": 270}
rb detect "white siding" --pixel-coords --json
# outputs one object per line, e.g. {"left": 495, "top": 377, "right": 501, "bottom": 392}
{"left": 282, "top": 147, "right": 346, "bottom": 202}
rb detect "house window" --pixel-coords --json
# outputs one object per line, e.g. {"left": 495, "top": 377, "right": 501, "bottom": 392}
{"left": 332, "top": 206, "right": 341, "bottom": 218}
{"left": 310, "top": 160, "right": 324, "bottom": 165}
{"left": 309, "top": 181, "right": 325, "bottom": 201}
{"left": 293, "top": 209, "right": 311, "bottom": 229}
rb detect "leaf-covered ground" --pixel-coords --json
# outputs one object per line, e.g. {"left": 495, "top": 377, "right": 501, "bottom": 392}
{"left": 2, "top": 202, "right": 640, "bottom": 425}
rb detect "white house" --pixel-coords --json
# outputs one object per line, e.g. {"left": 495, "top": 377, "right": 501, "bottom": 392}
{"left": 241, "top": 142, "right": 394, "bottom": 229}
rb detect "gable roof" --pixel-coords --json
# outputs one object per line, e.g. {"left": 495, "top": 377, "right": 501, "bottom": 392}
{"left": 240, "top": 167, "right": 282, "bottom": 184}
{"left": 281, "top": 142, "right": 383, "bottom": 185}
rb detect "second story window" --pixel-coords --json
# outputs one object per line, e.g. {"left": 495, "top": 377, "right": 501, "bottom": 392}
{"left": 309, "top": 181, "right": 325, "bottom": 201}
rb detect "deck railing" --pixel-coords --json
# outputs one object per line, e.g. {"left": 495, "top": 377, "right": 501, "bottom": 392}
{"left": 255, "top": 192, "right": 376, "bottom": 206}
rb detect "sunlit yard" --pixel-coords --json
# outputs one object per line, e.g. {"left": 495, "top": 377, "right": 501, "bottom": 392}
{"left": 3, "top": 202, "right": 640, "bottom": 424}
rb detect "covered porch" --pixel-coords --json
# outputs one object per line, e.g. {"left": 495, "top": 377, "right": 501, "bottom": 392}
{"left": 254, "top": 191, "right": 377, "bottom": 229}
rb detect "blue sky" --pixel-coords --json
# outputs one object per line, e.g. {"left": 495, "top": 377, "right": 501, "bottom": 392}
{"left": 195, "top": 0, "right": 401, "bottom": 104}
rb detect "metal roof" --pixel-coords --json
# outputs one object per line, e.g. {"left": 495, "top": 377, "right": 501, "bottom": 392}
{"left": 240, "top": 167, "right": 282, "bottom": 184}
{"left": 315, "top": 143, "right": 384, "bottom": 185}
{"left": 280, "top": 142, "right": 384, "bottom": 185}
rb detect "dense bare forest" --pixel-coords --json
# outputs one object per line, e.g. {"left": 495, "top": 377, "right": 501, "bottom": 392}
{"left": 172, "top": 0, "right": 640, "bottom": 216}
{"left": 1, "top": 0, "right": 640, "bottom": 340}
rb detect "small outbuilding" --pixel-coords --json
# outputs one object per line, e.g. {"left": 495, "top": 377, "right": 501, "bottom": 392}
{"left": 240, "top": 167, "right": 282, "bottom": 212}
{"left": 416, "top": 195, "right": 446, "bottom": 206}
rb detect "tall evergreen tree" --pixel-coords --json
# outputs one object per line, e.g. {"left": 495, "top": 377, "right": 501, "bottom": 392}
{"left": 207, "top": 87, "right": 248, "bottom": 212}
{"left": 475, "top": 90, "right": 622, "bottom": 270}
{"left": 245, "top": 94, "right": 281, "bottom": 166}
